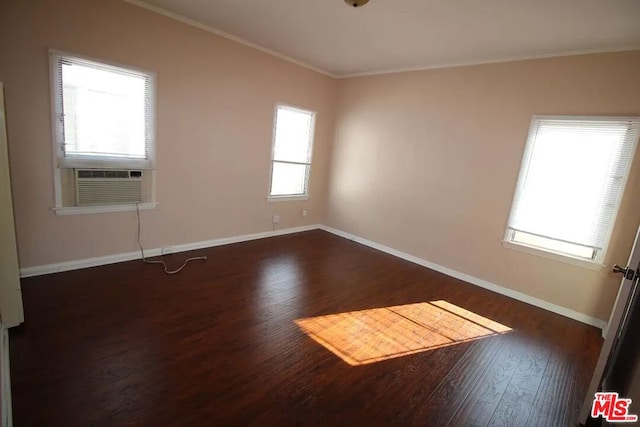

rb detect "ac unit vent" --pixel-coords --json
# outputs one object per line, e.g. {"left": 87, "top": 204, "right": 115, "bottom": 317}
{"left": 75, "top": 169, "right": 143, "bottom": 206}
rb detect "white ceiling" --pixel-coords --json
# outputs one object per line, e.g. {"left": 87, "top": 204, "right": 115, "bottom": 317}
{"left": 129, "top": 0, "right": 640, "bottom": 77}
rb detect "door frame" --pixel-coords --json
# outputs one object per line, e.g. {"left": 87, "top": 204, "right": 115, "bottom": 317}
{"left": 579, "top": 226, "right": 640, "bottom": 424}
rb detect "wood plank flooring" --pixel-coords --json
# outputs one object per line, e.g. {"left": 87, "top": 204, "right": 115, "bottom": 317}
{"left": 10, "top": 230, "right": 602, "bottom": 426}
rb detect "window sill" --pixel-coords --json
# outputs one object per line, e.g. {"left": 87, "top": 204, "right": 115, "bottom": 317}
{"left": 53, "top": 202, "right": 158, "bottom": 216}
{"left": 502, "top": 240, "right": 605, "bottom": 271}
{"left": 266, "top": 195, "right": 309, "bottom": 202}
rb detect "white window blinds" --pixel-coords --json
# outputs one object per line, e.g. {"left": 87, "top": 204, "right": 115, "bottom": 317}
{"left": 51, "top": 52, "right": 155, "bottom": 169}
{"left": 507, "top": 116, "right": 640, "bottom": 257}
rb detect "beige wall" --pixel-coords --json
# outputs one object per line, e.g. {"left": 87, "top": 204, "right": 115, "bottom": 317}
{"left": 326, "top": 51, "right": 640, "bottom": 321}
{"left": 2, "top": 0, "right": 639, "bottom": 323}
{"left": 0, "top": 0, "right": 337, "bottom": 268}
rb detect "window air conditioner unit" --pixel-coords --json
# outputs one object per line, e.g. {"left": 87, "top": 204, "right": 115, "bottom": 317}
{"left": 75, "top": 169, "right": 144, "bottom": 206}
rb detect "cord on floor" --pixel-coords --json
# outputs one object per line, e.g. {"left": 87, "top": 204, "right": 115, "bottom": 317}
{"left": 136, "top": 203, "right": 207, "bottom": 274}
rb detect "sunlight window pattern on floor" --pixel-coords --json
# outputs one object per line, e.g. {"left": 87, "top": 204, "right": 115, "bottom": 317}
{"left": 295, "top": 300, "right": 512, "bottom": 366}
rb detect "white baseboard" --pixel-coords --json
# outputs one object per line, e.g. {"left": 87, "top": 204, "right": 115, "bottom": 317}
{"left": 19, "top": 224, "right": 321, "bottom": 278}
{"left": 319, "top": 225, "right": 608, "bottom": 332}
{"left": 18, "top": 222, "right": 607, "bottom": 333}
{"left": 1, "top": 327, "right": 12, "bottom": 427}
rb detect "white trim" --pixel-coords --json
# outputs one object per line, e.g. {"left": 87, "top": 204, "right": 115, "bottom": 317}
{"left": 121, "top": 0, "right": 336, "bottom": 78}
{"left": 1, "top": 327, "right": 12, "bottom": 427}
{"left": 319, "top": 225, "right": 608, "bottom": 331}
{"left": 267, "top": 103, "right": 316, "bottom": 200}
{"left": 18, "top": 222, "right": 608, "bottom": 331}
{"left": 532, "top": 114, "right": 640, "bottom": 122}
{"left": 121, "top": 0, "right": 640, "bottom": 79}
{"left": 49, "top": 68, "right": 62, "bottom": 207}
{"left": 53, "top": 202, "right": 158, "bottom": 216}
{"left": 19, "top": 224, "right": 321, "bottom": 278}
{"left": 338, "top": 46, "right": 640, "bottom": 78}
{"left": 118, "top": 2, "right": 640, "bottom": 79}
{"left": 49, "top": 48, "right": 156, "bottom": 78}
{"left": 504, "top": 115, "right": 640, "bottom": 268}
{"left": 49, "top": 49, "right": 159, "bottom": 211}
{"left": 601, "top": 322, "right": 610, "bottom": 339}
{"left": 267, "top": 195, "right": 309, "bottom": 202}
{"left": 502, "top": 240, "right": 605, "bottom": 271}
{"left": 49, "top": 49, "right": 157, "bottom": 171}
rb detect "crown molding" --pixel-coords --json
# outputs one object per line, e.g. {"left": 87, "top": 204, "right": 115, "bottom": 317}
{"left": 121, "top": 0, "right": 337, "bottom": 78}
{"left": 337, "top": 45, "right": 640, "bottom": 78}
{"left": 122, "top": 1, "right": 640, "bottom": 80}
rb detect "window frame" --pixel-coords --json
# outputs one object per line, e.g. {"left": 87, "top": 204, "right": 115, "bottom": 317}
{"left": 49, "top": 50, "right": 156, "bottom": 170}
{"left": 267, "top": 103, "right": 316, "bottom": 202}
{"left": 49, "top": 50, "right": 157, "bottom": 215}
{"left": 503, "top": 115, "right": 640, "bottom": 268}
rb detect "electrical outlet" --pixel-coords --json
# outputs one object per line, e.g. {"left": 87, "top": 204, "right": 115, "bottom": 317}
{"left": 272, "top": 214, "right": 280, "bottom": 224}
{"left": 302, "top": 208, "right": 308, "bottom": 217}
{"left": 161, "top": 246, "right": 174, "bottom": 255}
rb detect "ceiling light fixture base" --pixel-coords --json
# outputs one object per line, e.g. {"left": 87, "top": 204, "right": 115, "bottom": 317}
{"left": 344, "top": 0, "right": 370, "bottom": 8}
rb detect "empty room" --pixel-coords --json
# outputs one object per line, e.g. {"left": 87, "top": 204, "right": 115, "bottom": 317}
{"left": 2, "top": 0, "right": 640, "bottom": 425}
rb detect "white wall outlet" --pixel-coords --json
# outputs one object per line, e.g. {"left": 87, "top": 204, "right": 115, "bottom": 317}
{"left": 161, "top": 246, "right": 174, "bottom": 255}
{"left": 272, "top": 214, "right": 280, "bottom": 224}
{"left": 302, "top": 208, "right": 308, "bottom": 217}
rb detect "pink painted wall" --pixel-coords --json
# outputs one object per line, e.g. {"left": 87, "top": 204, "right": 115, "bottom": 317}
{"left": 327, "top": 51, "right": 640, "bottom": 321}
{"left": 2, "top": 0, "right": 640, "bottom": 322}
{"left": 0, "top": 0, "right": 337, "bottom": 268}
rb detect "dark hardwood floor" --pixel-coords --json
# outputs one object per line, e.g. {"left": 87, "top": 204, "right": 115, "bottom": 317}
{"left": 10, "top": 230, "right": 602, "bottom": 426}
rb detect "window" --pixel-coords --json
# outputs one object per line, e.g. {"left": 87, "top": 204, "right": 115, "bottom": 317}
{"left": 50, "top": 51, "right": 156, "bottom": 213}
{"left": 51, "top": 52, "right": 154, "bottom": 169}
{"left": 268, "top": 104, "right": 315, "bottom": 200}
{"left": 505, "top": 116, "right": 640, "bottom": 264}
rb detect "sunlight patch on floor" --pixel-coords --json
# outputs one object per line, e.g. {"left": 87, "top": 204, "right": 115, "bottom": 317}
{"left": 295, "top": 300, "right": 512, "bottom": 366}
